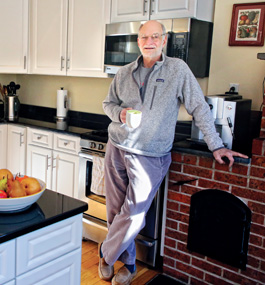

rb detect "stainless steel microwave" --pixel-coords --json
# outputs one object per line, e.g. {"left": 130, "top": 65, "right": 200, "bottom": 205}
{"left": 104, "top": 18, "right": 213, "bottom": 78}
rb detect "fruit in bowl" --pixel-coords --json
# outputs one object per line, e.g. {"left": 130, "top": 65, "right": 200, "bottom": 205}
{"left": 0, "top": 169, "right": 42, "bottom": 199}
{"left": 0, "top": 169, "right": 46, "bottom": 212}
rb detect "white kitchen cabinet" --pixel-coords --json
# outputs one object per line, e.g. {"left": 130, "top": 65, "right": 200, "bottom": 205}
{"left": 52, "top": 151, "right": 79, "bottom": 198}
{"left": 0, "top": 240, "right": 15, "bottom": 284}
{"left": 111, "top": 0, "right": 214, "bottom": 23}
{"left": 7, "top": 125, "right": 26, "bottom": 174}
{"left": 26, "top": 144, "right": 53, "bottom": 189}
{"left": 26, "top": 128, "right": 80, "bottom": 198}
{"left": 0, "top": 0, "right": 29, "bottom": 74}
{"left": 16, "top": 214, "right": 82, "bottom": 275}
{"left": 30, "top": 0, "right": 110, "bottom": 77}
{"left": 0, "top": 214, "right": 82, "bottom": 285}
{"left": 0, "top": 124, "right": 7, "bottom": 169}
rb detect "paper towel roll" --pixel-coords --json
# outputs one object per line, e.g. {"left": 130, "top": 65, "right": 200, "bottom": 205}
{"left": 57, "top": 88, "right": 68, "bottom": 118}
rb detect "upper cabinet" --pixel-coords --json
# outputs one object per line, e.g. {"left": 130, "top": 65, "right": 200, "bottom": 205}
{"left": 111, "top": 0, "right": 214, "bottom": 23}
{"left": 29, "top": 0, "right": 110, "bottom": 77}
{"left": 0, "top": 0, "right": 29, "bottom": 74}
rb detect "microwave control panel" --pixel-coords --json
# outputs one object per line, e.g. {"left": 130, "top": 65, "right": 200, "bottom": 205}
{"left": 167, "top": 32, "right": 188, "bottom": 62}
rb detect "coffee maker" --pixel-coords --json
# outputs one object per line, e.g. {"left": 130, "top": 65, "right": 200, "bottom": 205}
{"left": 191, "top": 94, "right": 252, "bottom": 155}
{"left": 4, "top": 82, "right": 20, "bottom": 121}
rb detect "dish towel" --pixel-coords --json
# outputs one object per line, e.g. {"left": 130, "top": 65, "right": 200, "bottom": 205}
{"left": 91, "top": 156, "right": 105, "bottom": 196}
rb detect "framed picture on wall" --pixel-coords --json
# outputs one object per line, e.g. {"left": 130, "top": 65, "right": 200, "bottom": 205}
{"left": 229, "top": 2, "right": 265, "bottom": 46}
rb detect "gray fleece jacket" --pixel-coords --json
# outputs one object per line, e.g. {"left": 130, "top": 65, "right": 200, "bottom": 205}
{"left": 103, "top": 54, "right": 224, "bottom": 157}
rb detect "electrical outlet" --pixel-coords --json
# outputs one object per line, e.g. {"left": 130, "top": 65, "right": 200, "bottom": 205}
{"left": 229, "top": 83, "right": 239, "bottom": 93}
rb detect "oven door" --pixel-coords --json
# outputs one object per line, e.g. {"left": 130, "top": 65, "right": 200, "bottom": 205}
{"left": 78, "top": 152, "right": 107, "bottom": 221}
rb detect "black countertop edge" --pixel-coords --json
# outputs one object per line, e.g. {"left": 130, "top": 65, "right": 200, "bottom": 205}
{"left": 0, "top": 211, "right": 84, "bottom": 244}
{"left": 1, "top": 118, "right": 93, "bottom": 137}
{"left": 0, "top": 190, "right": 88, "bottom": 244}
{"left": 172, "top": 145, "right": 251, "bottom": 165}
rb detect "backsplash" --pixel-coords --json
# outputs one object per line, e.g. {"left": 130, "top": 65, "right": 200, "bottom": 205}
{"left": 19, "top": 104, "right": 111, "bottom": 130}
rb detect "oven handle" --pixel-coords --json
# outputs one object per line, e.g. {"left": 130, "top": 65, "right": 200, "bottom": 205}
{"left": 79, "top": 151, "right": 105, "bottom": 159}
{"left": 79, "top": 152, "right": 94, "bottom": 160}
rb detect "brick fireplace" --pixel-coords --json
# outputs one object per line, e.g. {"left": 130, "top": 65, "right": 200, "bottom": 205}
{"left": 163, "top": 110, "right": 265, "bottom": 284}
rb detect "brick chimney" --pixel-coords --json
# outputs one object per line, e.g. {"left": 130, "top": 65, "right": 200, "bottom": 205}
{"left": 164, "top": 113, "right": 265, "bottom": 283}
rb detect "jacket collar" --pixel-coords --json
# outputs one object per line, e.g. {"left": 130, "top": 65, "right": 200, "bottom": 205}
{"left": 133, "top": 53, "right": 165, "bottom": 70}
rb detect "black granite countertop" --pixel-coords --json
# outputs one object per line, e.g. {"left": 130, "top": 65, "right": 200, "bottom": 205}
{"left": 172, "top": 137, "right": 251, "bottom": 164}
{"left": 4, "top": 117, "right": 93, "bottom": 137}
{"left": 0, "top": 190, "right": 88, "bottom": 244}
{"left": 2, "top": 116, "right": 251, "bottom": 164}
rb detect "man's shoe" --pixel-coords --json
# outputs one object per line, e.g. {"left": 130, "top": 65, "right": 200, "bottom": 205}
{"left": 112, "top": 266, "right": 137, "bottom": 285}
{"left": 98, "top": 243, "right": 114, "bottom": 281}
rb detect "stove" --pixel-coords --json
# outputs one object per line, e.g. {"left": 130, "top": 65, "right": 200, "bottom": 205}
{"left": 80, "top": 129, "right": 108, "bottom": 154}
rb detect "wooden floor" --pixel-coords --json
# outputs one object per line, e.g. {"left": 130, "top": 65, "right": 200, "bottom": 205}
{"left": 81, "top": 239, "right": 160, "bottom": 285}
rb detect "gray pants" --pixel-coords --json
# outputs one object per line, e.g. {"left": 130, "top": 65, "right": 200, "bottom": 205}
{"left": 102, "top": 141, "right": 171, "bottom": 266}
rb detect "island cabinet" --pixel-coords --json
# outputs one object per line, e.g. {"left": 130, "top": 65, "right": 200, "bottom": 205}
{"left": 0, "top": 190, "right": 88, "bottom": 285}
{"left": 29, "top": 0, "right": 110, "bottom": 77}
{"left": 26, "top": 128, "right": 80, "bottom": 198}
{"left": 0, "top": 0, "right": 29, "bottom": 74}
{"left": 111, "top": 0, "right": 214, "bottom": 23}
{"left": 0, "top": 240, "right": 15, "bottom": 284}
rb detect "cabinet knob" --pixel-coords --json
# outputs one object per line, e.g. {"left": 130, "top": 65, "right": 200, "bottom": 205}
{"left": 37, "top": 135, "right": 42, "bottom": 140}
{"left": 64, "top": 141, "right": 69, "bottom": 146}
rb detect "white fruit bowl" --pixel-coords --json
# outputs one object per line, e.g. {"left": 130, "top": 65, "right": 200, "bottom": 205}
{"left": 0, "top": 179, "right": 46, "bottom": 213}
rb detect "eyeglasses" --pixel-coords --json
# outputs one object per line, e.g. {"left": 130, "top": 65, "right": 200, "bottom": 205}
{"left": 138, "top": 33, "right": 166, "bottom": 41}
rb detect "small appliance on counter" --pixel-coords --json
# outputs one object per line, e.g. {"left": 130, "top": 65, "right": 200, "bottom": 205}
{"left": 4, "top": 81, "right": 20, "bottom": 121}
{"left": 55, "top": 87, "right": 68, "bottom": 129}
{"left": 191, "top": 94, "right": 252, "bottom": 155}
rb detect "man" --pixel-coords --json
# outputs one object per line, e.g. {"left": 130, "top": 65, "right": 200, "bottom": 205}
{"left": 100, "top": 20, "right": 248, "bottom": 285}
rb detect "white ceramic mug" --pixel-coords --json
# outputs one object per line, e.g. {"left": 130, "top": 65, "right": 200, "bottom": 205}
{"left": 126, "top": 110, "right": 142, "bottom": 128}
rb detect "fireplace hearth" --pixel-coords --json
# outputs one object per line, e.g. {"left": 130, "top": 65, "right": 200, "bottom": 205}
{"left": 187, "top": 189, "right": 251, "bottom": 270}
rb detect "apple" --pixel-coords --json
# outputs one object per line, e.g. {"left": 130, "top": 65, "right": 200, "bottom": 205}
{"left": 0, "top": 177, "right": 8, "bottom": 191}
{"left": 0, "top": 190, "right": 7, "bottom": 198}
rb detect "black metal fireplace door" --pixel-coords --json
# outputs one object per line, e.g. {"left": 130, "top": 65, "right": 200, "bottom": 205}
{"left": 187, "top": 189, "right": 251, "bottom": 270}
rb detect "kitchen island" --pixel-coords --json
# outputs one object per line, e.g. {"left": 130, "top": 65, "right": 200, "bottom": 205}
{"left": 0, "top": 189, "right": 88, "bottom": 285}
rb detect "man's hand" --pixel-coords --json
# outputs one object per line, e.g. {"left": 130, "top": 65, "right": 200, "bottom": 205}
{"left": 213, "top": 148, "right": 248, "bottom": 167}
{"left": 120, "top": 107, "right": 132, "bottom": 123}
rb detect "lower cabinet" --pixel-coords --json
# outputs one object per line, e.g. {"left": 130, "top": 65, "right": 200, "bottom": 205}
{"left": 1, "top": 214, "right": 83, "bottom": 285}
{"left": 26, "top": 128, "right": 80, "bottom": 198}
{"left": 0, "top": 240, "right": 15, "bottom": 284}
{"left": 0, "top": 124, "right": 7, "bottom": 169}
{"left": 52, "top": 151, "right": 79, "bottom": 198}
{"left": 7, "top": 124, "right": 26, "bottom": 174}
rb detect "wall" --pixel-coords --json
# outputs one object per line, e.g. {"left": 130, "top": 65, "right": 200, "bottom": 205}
{"left": 208, "top": 0, "right": 265, "bottom": 110}
{"left": 16, "top": 74, "right": 113, "bottom": 115}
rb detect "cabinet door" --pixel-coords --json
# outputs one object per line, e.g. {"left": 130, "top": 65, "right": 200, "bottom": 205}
{"left": 151, "top": 0, "right": 197, "bottom": 20}
{"left": 16, "top": 248, "right": 81, "bottom": 285}
{"left": 67, "top": 0, "right": 109, "bottom": 77}
{"left": 0, "top": 124, "right": 7, "bottom": 169}
{"left": 7, "top": 125, "right": 26, "bottom": 174}
{"left": 26, "top": 145, "right": 53, "bottom": 189}
{"left": 0, "top": 0, "right": 29, "bottom": 74}
{"left": 111, "top": 0, "right": 149, "bottom": 22}
{"left": 17, "top": 215, "right": 82, "bottom": 275}
{"left": 29, "top": 0, "right": 68, "bottom": 75}
{"left": 0, "top": 240, "right": 15, "bottom": 284}
{"left": 52, "top": 151, "right": 79, "bottom": 198}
